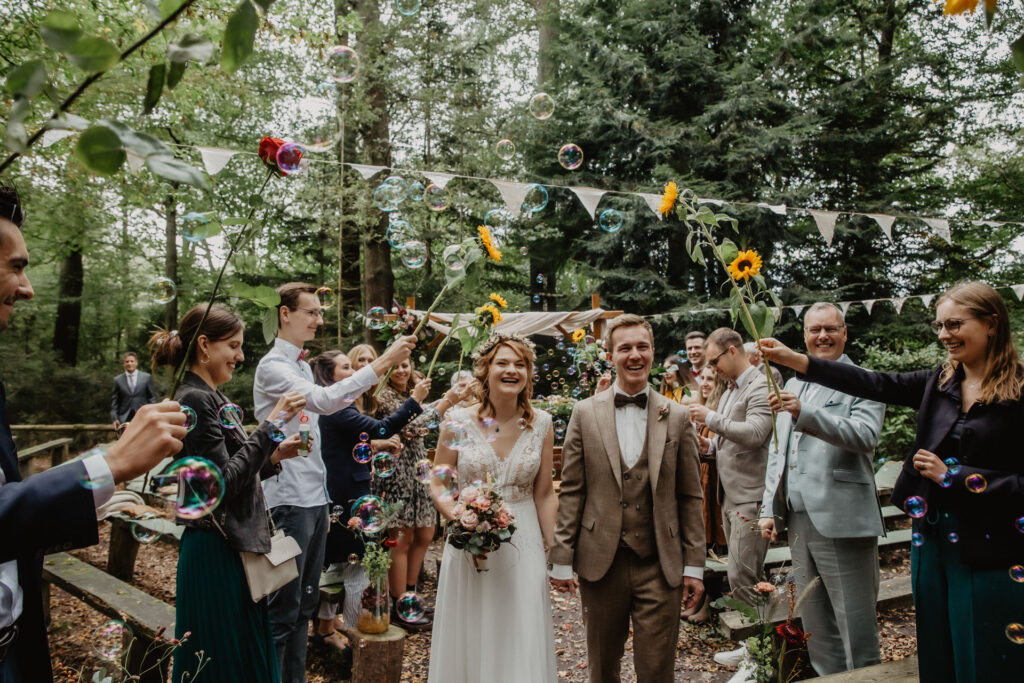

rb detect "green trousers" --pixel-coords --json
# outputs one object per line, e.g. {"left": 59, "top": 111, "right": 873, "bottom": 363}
{"left": 912, "top": 511, "right": 1024, "bottom": 682}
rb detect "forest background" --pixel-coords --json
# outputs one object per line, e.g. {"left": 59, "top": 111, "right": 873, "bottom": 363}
{"left": 2, "top": 0, "right": 1024, "bottom": 465}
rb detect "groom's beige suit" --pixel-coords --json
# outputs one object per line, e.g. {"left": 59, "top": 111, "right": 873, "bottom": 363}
{"left": 550, "top": 387, "right": 705, "bottom": 682}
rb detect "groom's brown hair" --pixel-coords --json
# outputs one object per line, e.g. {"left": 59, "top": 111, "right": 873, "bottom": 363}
{"left": 605, "top": 313, "right": 653, "bottom": 348}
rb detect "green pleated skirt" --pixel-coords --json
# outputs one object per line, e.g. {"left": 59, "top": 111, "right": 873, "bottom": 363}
{"left": 171, "top": 528, "right": 281, "bottom": 683}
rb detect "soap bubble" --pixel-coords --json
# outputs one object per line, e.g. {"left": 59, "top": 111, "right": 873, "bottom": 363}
{"left": 520, "top": 246, "right": 529, "bottom": 256}
{"left": 373, "top": 183, "right": 403, "bottom": 212}
{"left": 1017, "top": 516, "right": 1024, "bottom": 533}
{"left": 557, "top": 143, "right": 583, "bottom": 170}
{"left": 407, "top": 181, "right": 425, "bottom": 200}
{"left": 93, "top": 620, "right": 131, "bottom": 660}
{"left": 385, "top": 219, "right": 414, "bottom": 249}
{"left": 130, "top": 513, "right": 162, "bottom": 545}
{"left": 180, "top": 212, "right": 215, "bottom": 243}
{"left": 328, "top": 45, "right": 359, "bottom": 83}
{"left": 217, "top": 403, "right": 244, "bottom": 429}
{"left": 372, "top": 451, "right": 396, "bottom": 478}
{"left": 535, "top": 273, "right": 546, "bottom": 285}
{"left": 148, "top": 277, "right": 177, "bottom": 304}
{"left": 440, "top": 419, "right": 468, "bottom": 449}
{"left": 330, "top": 505, "right": 343, "bottom": 524}
{"left": 348, "top": 553, "right": 359, "bottom": 564}
{"left": 495, "top": 139, "right": 516, "bottom": 160}
{"left": 943, "top": 457, "right": 961, "bottom": 475}
{"left": 395, "top": 0, "right": 421, "bottom": 15}
{"left": 528, "top": 92, "right": 555, "bottom": 120}
{"left": 947, "top": 532, "right": 959, "bottom": 543}
{"left": 383, "top": 175, "right": 408, "bottom": 198}
{"left": 911, "top": 531, "right": 923, "bottom": 546}
{"left": 352, "top": 442, "right": 373, "bottom": 464}
{"left": 350, "top": 494, "right": 387, "bottom": 533}
{"left": 415, "top": 458, "right": 433, "bottom": 483}
{"left": 442, "top": 244, "right": 466, "bottom": 272}
{"left": 316, "top": 286, "right": 335, "bottom": 309}
{"left": 396, "top": 591, "right": 424, "bottom": 620}
{"left": 599, "top": 209, "right": 623, "bottom": 233}
{"left": 161, "top": 456, "right": 225, "bottom": 520}
{"left": 939, "top": 472, "right": 952, "bottom": 488}
{"left": 429, "top": 465, "right": 458, "bottom": 501}
{"left": 1010, "top": 565, "right": 1024, "bottom": 583}
{"left": 676, "top": 349, "right": 688, "bottom": 362}
{"left": 424, "top": 183, "right": 450, "bottom": 211}
{"left": 277, "top": 143, "right": 308, "bottom": 174}
{"left": 423, "top": 408, "right": 441, "bottom": 429}
{"left": 1006, "top": 623, "right": 1024, "bottom": 644}
{"left": 485, "top": 208, "right": 512, "bottom": 232}
{"left": 359, "top": 432, "right": 369, "bottom": 441}
{"left": 553, "top": 419, "right": 567, "bottom": 438}
{"left": 400, "top": 240, "right": 428, "bottom": 268}
{"left": 522, "top": 184, "right": 549, "bottom": 213}
{"left": 365, "top": 306, "right": 388, "bottom": 330}
{"left": 904, "top": 496, "right": 927, "bottom": 519}
{"left": 532, "top": 295, "right": 541, "bottom": 304}
{"left": 965, "top": 473, "right": 987, "bottom": 493}
{"left": 181, "top": 405, "right": 197, "bottom": 433}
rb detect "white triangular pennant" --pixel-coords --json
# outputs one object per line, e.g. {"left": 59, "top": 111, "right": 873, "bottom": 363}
{"left": 809, "top": 210, "right": 840, "bottom": 246}
{"left": 422, "top": 171, "right": 456, "bottom": 189}
{"left": 198, "top": 147, "right": 236, "bottom": 175}
{"left": 125, "top": 151, "right": 146, "bottom": 174}
{"left": 838, "top": 301, "right": 852, "bottom": 316}
{"left": 490, "top": 180, "right": 530, "bottom": 218}
{"left": 922, "top": 218, "right": 952, "bottom": 244}
{"left": 349, "top": 164, "right": 386, "bottom": 180}
{"left": 569, "top": 186, "right": 607, "bottom": 220}
{"left": 40, "top": 129, "right": 75, "bottom": 147}
{"left": 863, "top": 299, "right": 876, "bottom": 315}
{"left": 920, "top": 294, "right": 936, "bottom": 308}
{"left": 639, "top": 193, "right": 664, "bottom": 221}
{"left": 770, "top": 306, "right": 781, "bottom": 322}
{"left": 868, "top": 214, "right": 895, "bottom": 240}
{"left": 790, "top": 305, "right": 805, "bottom": 319}
{"left": 1012, "top": 285, "right": 1024, "bottom": 301}
{"left": 893, "top": 297, "right": 907, "bottom": 314}
{"left": 757, "top": 202, "right": 787, "bottom": 216}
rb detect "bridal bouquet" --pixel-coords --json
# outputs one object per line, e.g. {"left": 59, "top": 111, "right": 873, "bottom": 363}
{"left": 446, "top": 476, "right": 516, "bottom": 572}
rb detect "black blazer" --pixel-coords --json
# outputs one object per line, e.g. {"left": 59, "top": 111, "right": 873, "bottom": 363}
{"left": 320, "top": 398, "right": 422, "bottom": 564}
{"left": 0, "top": 381, "right": 97, "bottom": 682}
{"left": 803, "top": 356, "right": 1024, "bottom": 569}
{"left": 174, "top": 372, "right": 281, "bottom": 553}
{"left": 110, "top": 371, "right": 158, "bottom": 423}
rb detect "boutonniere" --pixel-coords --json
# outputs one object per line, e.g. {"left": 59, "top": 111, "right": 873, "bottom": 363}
{"left": 658, "top": 405, "right": 670, "bottom": 422}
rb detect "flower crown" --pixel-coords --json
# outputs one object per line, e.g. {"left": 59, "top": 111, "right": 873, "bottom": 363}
{"left": 471, "top": 331, "right": 537, "bottom": 361}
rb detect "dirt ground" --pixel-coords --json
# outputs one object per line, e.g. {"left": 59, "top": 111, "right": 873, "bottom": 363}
{"left": 49, "top": 522, "right": 918, "bottom": 682}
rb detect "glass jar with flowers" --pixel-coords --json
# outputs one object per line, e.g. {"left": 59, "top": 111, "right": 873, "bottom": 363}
{"left": 356, "top": 539, "right": 392, "bottom": 634}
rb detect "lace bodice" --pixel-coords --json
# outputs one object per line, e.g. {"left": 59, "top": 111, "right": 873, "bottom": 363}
{"left": 449, "top": 407, "right": 552, "bottom": 504}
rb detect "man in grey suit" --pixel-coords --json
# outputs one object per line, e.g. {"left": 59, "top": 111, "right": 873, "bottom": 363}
{"left": 110, "top": 351, "right": 158, "bottom": 427}
{"left": 757, "top": 302, "right": 885, "bottom": 675}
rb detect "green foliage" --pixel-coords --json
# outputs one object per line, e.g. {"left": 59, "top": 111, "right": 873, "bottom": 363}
{"left": 221, "top": 1, "right": 259, "bottom": 74}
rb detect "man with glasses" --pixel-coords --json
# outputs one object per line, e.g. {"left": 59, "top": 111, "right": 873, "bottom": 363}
{"left": 689, "top": 327, "right": 773, "bottom": 672}
{"left": 757, "top": 303, "right": 885, "bottom": 676}
{"left": 253, "top": 283, "right": 415, "bottom": 683}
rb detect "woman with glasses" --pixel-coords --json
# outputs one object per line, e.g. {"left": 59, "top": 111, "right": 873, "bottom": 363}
{"left": 761, "top": 281, "right": 1024, "bottom": 682}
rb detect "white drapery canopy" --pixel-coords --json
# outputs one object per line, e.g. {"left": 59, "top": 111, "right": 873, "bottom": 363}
{"left": 410, "top": 308, "right": 609, "bottom": 338}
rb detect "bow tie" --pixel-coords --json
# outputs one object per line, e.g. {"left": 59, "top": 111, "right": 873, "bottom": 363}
{"left": 614, "top": 392, "right": 648, "bottom": 410}
{"left": 297, "top": 349, "right": 309, "bottom": 362}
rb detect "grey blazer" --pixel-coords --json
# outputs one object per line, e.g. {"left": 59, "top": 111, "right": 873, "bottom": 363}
{"left": 705, "top": 368, "right": 773, "bottom": 504}
{"left": 110, "top": 371, "right": 158, "bottom": 423}
{"left": 761, "top": 355, "right": 886, "bottom": 539}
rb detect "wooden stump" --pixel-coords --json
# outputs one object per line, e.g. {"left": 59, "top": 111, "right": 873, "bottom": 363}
{"left": 342, "top": 625, "right": 406, "bottom": 683}
{"left": 107, "top": 516, "right": 140, "bottom": 582}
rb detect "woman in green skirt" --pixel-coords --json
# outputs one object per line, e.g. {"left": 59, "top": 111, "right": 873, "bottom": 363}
{"left": 150, "top": 305, "right": 306, "bottom": 682}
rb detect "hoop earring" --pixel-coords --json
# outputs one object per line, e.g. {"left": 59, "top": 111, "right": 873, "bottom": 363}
{"left": 200, "top": 353, "right": 210, "bottom": 364}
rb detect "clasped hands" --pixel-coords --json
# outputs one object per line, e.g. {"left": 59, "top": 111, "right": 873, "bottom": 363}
{"left": 549, "top": 574, "right": 704, "bottom": 610}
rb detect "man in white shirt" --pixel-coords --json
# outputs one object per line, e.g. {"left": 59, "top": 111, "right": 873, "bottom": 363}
{"left": 253, "top": 282, "right": 415, "bottom": 683}
{"left": 0, "top": 183, "right": 186, "bottom": 682}
{"left": 549, "top": 314, "right": 705, "bottom": 682}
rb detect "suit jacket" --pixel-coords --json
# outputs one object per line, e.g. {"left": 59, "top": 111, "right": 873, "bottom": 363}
{"left": 320, "top": 398, "right": 422, "bottom": 565}
{"left": 0, "top": 381, "right": 97, "bottom": 682}
{"left": 803, "top": 356, "right": 1024, "bottom": 569}
{"left": 761, "top": 355, "right": 886, "bottom": 538}
{"left": 705, "top": 368, "right": 773, "bottom": 504}
{"left": 549, "top": 388, "right": 705, "bottom": 586}
{"left": 110, "top": 371, "right": 158, "bottom": 423}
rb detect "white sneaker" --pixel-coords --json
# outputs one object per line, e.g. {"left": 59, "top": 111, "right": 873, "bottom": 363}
{"left": 726, "top": 658, "right": 757, "bottom": 683}
{"left": 714, "top": 644, "right": 748, "bottom": 668}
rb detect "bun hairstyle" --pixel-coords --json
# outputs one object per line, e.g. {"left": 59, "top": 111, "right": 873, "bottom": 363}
{"left": 311, "top": 350, "right": 345, "bottom": 387}
{"left": 149, "top": 304, "right": 244, "bottom": 370}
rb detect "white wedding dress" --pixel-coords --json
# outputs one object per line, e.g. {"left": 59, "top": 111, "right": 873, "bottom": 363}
{"left": 428, "top": 407, "right": 557, "bottom": 683}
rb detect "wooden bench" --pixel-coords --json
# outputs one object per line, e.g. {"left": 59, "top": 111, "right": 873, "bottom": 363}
{"left": 16, "top": 437, "right": 72, "bottom": 478}
{"left": 718, "top": 575, "right": 913, "bottom": 640}
{"left": 816, "top": 655, "right": 918, "bottom": 681}
{"left": 107, "top": 513, "right": 183, "bottom": 582}
{"left": 43, "top": 552, "right": 176, "bottom": 683}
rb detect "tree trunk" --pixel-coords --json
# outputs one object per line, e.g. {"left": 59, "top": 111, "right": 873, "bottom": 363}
{"left": 163, "top": 195, "right": 178, "bottom": 330}
{"left": 335, "top": 1, "right": 361, "bottom": 325}
{"left": 530, "top": 0, "right": 559, "bottom": 312}
{"left": 53, "top": 248, "right": 83, "bottom": 365}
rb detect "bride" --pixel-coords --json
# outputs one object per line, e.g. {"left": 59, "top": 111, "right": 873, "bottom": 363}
{"left": 428, "top": 333, "right": 558, "bottom": 682}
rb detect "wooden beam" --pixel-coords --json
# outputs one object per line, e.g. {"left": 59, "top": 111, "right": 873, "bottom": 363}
{"left": 10, "top": 424, "right": 115, "bottom": 431}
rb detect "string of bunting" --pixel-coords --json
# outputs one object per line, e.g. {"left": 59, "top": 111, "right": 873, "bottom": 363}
{"left": 42, "top": 132, "right": 1024, "bottom": 245}
{"left": 646, "top": 284, "right": 1024, "bottom": 324}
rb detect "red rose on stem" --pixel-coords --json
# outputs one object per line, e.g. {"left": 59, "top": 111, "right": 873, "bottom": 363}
{"left": 776, "top": 622, "right": 809, "bottom": 647}
{"left": 258, "top": 137, "right": 289, "bottom": 177}
{"left": 382, "top": 537, "right": 398, "bottom": 548}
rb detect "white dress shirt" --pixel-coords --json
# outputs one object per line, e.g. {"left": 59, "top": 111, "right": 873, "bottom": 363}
{"left": 0, "top": 453, "right": 114, "bottom": 628}
{"left": 254, "top": 337, "right": 379, "bottom": 510}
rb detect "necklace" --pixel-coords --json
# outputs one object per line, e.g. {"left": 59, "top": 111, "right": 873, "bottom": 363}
{"left": 490, "top": 413, "right": 521, "bottom": 433}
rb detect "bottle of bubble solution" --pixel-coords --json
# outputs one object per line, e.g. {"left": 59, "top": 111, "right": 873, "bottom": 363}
{"left": 299, "top": 412, "right": 310, "bottom": 456}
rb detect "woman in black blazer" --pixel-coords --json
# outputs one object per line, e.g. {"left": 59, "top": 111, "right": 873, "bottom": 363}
{"left": 761, "top": 282, "right": 1024, "bottom": 682}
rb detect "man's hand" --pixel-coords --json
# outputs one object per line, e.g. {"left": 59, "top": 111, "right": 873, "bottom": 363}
{"left": 697, "top": 433, "right": 711, "bottom": 455}
{"left": 912, "top": 449, "right": 948, "bottom": 484}
{"left": 681, "top": 576, "right": 705, "bottom": 611}
{"left": 767, "top": 391, "right": 801, "bottom": 419}
{"left": 374, "top": 335, "right": 417, "bottom": 374}
{"left": 757, "top": 338, "right": 809, "bottom": 374}
{"left": 104, "top": 401, "right": 187, "bottom": 484}
{"left": 689, "top": 403, "right": 710, "bottom": 425}
{"left": 758, "top": 517, "right": 778, "bottom": 542}
{"left": 549, "top": 576, "right": 578, "bottom": 597}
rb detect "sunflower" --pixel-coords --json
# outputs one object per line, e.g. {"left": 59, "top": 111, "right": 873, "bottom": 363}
{"left": 937, "top": 0, "right": 982, "bottom": 14}
{"left": 477, "top": 225, "right": 502, "bottom": 262}
{"left": 571, "top": 328, "right": 586, "bottom": 343}
{"left": 727, "top": 249, "right": 763, "bottom": 281}
{"left": 489, "top": 292, "right": 508, "bottom": 309}
{"left": 476, "top": 303, "right": 504, "bottom": 326}
{"left": 658, "top": 181, "right": 679, "bottom": 216}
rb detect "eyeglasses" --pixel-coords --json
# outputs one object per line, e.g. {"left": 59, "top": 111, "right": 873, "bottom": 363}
{"left": 297, "top": 307, "right": 324, "bottom": 319}
{"left": 930, "top": 318, "right": 976, "bottom": 334}
{"left": 707, "top": 347, "right": 732, "bottom": 369}
{"left": 805, "top": 325, "right": 845, "bottom": 336}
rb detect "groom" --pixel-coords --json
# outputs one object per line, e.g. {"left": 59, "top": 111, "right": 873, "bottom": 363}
{"left": 549, "top": 314, "right": 706, "bottom": 682}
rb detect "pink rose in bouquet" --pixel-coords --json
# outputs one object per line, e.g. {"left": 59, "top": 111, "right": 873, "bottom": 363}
{"left": 446, "top": 475, "right": 518, "bottom": 572}
{"left": 460, "top": 485, "right": 482, "bottom": 501}
{"left": 470, "top": 496, "right": 491, "bottom": 512}
{"left": 495, "top": 510, "right": 511, "bottom": 528}
{"left": 460, "top": 510, "right": 479, "bottom": 529}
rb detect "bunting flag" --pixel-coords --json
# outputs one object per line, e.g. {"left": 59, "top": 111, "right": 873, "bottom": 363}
{"left": 838, "top": 301, "right": 852, "bottom": 316}
{"left": 125, "top": 151, "right": 146, "bottom": 174}
{"left": 350, "top": 163, "right": 385, "bottom": 180}
{"left": 639, "top": 193, "right": 664, "bottom": 221}
{"left": 921, "top": 218, "right": 952, "bottom": 244}
{"left": 863, "top": 299, "right": 876, "bottom": 315}
{"left": 198, "top": 147, "right": 236, "bottom": 175}
{"left": 920, "top": 294, "right": 936, "bottom": 308}
{"left": 893, "top": 297, "right": 907, "bottom": 314}
{"left": 490, "top": 180, "right": 531, "bottom": 218}
{"left": 868, "top": 214, "right": 896, "bottom": 240}
{"left": 40, "top": 129, "right": 75, "bottom": 147}
{"left": 570, "top": 187, "right": 607, "bottom": 220}
{"left": 770, "top": 306, "right": 781, "bottom": 322}
{"left": 421, "top": 171, "right": 456, "bottom": 189}
{"left": 1013, "top": 285, "right": 1024, "bottom": 301}
{"left": 790, "top": 304, "right": 805, "bottom": 319}
{"left": 809, "top": 210, "right": 841, "bottom": 246}
{"left": 758, "top": 202, "right": 787, "bottom": 216}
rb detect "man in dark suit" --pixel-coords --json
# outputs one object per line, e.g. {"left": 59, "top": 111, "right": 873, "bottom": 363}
{"left": 0, "top": 183, "right": 187, "bottom": 682}
{"left": 111, "top": 352, "right": 158, "bottom": 427}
